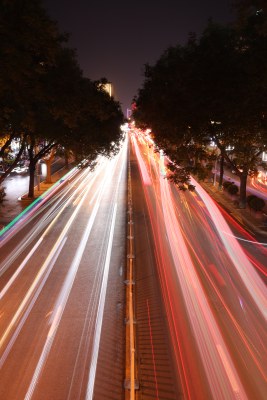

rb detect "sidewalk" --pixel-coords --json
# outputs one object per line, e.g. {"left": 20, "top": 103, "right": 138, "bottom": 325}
{"left": 20, "top": 167, "right": 70, "bottom": 200}
{"left": 0, "top": 166, "right": 70, "bottom": 229}
{"left": 200, "top": 180, "right": 267, "bottom": 240}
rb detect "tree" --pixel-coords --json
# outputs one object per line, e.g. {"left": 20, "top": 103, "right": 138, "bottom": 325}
{"left": 133, "top": 37, "right": 210, "bottom": 187}
{"left": 199, "top": 19, "right": 267, "bottom": 207}
{"left": 0, "top": 0, "right": 66, "bottom": 192}
{"left": 133, "top": 18, "right": 267, "bottom": 207}
{"left": 232, "top": 0, "right": 267, "bottom": 36}
{"left": 0, "top": 1, "right": 124, "bottom": 198}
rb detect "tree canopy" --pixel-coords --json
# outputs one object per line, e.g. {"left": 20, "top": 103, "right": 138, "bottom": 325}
{"left": 0, "top": 0, "right": 124, "bottom": 198}
{"left": 133, "top": 3, "right": 267, "bottom": 207}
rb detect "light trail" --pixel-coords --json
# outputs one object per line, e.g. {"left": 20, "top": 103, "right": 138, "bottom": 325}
{"left": 191, "top": 177, "right": 267, "bottom": 321}
{"left": 0, "top": 237, "right": 67, "bottom": 368}
{"left": 160, "top": 175, "right": 247, "bottom": 400}
{"left": 85, "top": 203, "right": 117, "bottom": 400}
{"left": 23, "top": 143, "right": 127, "bottom": 400}
{"left": 0, "top": 170, "right": 94, "bottom": 353}
{"left": 86, "top": 141, "right": 126, "bottom": 399}
{"left": 24, "top": 156, "right": 119, "bottom": 400}
{"left": 131, "top": 135, "right": 152, "bottom": 185}
{"left": 0, "top": 163, "right": 103, "bottom": 296}
{"left": 182, "top": 234, "right": 267, "bottom": 380}
{"left": 131, "top": 132, "right": 267, "bottom": 399}
{"left": 0, "top": 237, "right": 43, "bottom": 299}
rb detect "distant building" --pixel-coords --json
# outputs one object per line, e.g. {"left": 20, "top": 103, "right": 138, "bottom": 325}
{"left": 103, "top": 82, "right": 112, "bottom": 97}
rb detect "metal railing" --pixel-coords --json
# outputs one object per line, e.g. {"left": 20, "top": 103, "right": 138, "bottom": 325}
{"left": 125, "top": 138, "right": 138, "bottom": 399}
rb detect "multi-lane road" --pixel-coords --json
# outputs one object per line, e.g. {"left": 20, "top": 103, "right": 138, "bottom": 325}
{"left": 131, "top": 130, "right": 267, "bottom": 400}
{"left": 0, "top": 143, "right": 128, "bottom": 399}
{"left": 0, "top": 131, "right": 266, "bottom": 400}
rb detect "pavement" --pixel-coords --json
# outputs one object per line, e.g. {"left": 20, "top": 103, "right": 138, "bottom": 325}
{"left": 1, "top": 167, "right": 267, "bottom": 241}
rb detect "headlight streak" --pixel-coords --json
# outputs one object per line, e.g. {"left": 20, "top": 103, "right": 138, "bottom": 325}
{"left": 24, "top": 144, "right": 126, "bottom": 400}
{"left": 24, "top": 194, "right": 102, "bottom": 400}
{"left": 66, "top": 143, "right": 127, "bottom": 400}
{"left": 0, "top": 169, "right": 87, "bottom": 275}
{"left": 0, "top": 167, "right": 88, "bottom": 250}
{"left": 0, "top": 237, "right": 67, "bottom": 368}
{"left": 85, "top": 139, "right": 127, "bottom": 400}
{"left": 0, "top": 237, "right": 43, "bottom": 300}
{"left": 0, "top": 161, "right": 109, "bottom": 357}
{"left": 191, "top": 177, "right": 267, "bottom": 321}
{"left": 0, "top": 163, "right": 103, "bottom": 297}
{"left": 0, "top": 177, "right": 92, "bottom": 355}
{"left": 85, "top": 204, "right": 118, "bottom": 400}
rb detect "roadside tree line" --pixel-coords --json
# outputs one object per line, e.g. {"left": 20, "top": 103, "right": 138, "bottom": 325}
{"left": 132, "top": 0, "right": 267, "bottom": 208}
{"left": 0, "top": 0, "right": 124, "bottom": 199}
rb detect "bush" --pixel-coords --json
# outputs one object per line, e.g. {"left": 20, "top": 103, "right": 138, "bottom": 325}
{"left": 246, "top": 194, "right": 257, "bottom": 207}
{"left": 227, "top": 184, "right": 239, "bottom": 195}
{"left": 222, "top": 180, "right": 234, "bottom": 190}
{"left": 249, "top": 196, "right": 265, "bottom": 212}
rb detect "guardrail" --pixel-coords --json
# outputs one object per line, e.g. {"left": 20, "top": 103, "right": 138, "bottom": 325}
{"left": 125, "top": 141, "right": 138, "bottom": 399}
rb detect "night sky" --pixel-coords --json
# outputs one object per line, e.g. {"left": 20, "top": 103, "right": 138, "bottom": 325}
{"left": 43, "top": 0, "right": 234, "bottom": 115}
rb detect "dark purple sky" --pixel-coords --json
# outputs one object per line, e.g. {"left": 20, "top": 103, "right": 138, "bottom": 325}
{"left": 43, "top": 0, "right": 234, "bottom": 115}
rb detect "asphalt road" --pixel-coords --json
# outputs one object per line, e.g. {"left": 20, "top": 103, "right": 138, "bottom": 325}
{"left": 131, "top": 130, "right": 267, "bottom": 400}
{"left": 0, "top": 144, "right": 128, "bottom": 400}
{"left": 1, "top": 132, "right": 266, "bottom": 400}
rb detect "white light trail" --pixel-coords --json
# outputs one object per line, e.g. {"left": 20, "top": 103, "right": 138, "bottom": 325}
{"left": 85, "top": 203, "right": 118, "bottom": 400}
{"left": 0, "top": 237, "right": 43, "bottom": 300}
{"left": 0, "top": 237, "right": 67, "bottom": 368}
{"left": 0, "top": 166, "right": 103, "bottom": 353}
{"left": 0, "top": 162, "right": 103, "bottom": 298}
{"left": 24, "top": 177, "right": 106, "bottom": 400}
{"left": 24, "top": 149, "right": 124, "bottom": 400}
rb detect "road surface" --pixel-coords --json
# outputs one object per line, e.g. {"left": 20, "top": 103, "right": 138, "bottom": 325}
{"left": 1, "top": 131, "right": 266, "bottom": 400}
{"left": 130, "top": 129, "right": 267, "bottom": 400}
{"left": 0, "top": 144, "right": 127, "bottom": 400}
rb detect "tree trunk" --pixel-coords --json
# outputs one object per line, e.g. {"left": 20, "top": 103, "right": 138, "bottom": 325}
{"left": 28, "top": 163, "right": 36, "bottom": 198}
{"left": 239, "top": 172, "right": 248, "bottom": 208}
{"left": 218, "top": 155, "right": 224, "bottom": 189}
